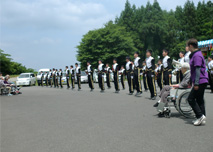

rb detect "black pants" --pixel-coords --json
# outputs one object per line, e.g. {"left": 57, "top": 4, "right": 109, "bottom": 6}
{"left": 134, "top": 69, "right": 142, "bottom": 93}
{"left": 98, "top": 73, "right": 105, "bottom": 90}
{"left": 126, "top": 72, "right": 134, "bottom": 93}
{"left": 143, "top": 74, "right": 148, "bottom": 90}
{"left": 59, "top": 77, "right": 63, "bottom": 88}
{"left": 88, "top": 74, "right": 94, "bottom": 89}
{"left": 157, "top": 73, "right": 162, "bottom": 90}
{"left": 41, "top": 77, "right": 43, "bottom": 87}
{"left": 113, "top": 72, "right": 120, "bottom": 91}
{"left": 106, "top": 74, "right": 111, "bottom": 88}
{"left": 53, "top": 76, "right": 56, "bottom": 87}
{"left": 176, "top": 71, "right": 183, "bottom": 84}
{"left": 66, "top": 77, "right": 70, "bottom": 88}
{"left": 121, "top": 75, "right": 125, "bottom": 89}
{"left": 46, "top": 78, "right": 48, "bottom": 86}
{"left": 50, "top": 77, "right": 53, "bottom": 87}
{"left": 208, "top": 72, "right": 213, "bottom": 92}
{"left": 163, "top": 70, "right": 171, "bottom": 86}
{"left": 76, "top": 74, "right": 81, "bottom": 89}
{"left": 56, "top": 78, "right": 59, "bottom": 87}
{"left": 71, "top": 75, "right": 75, "bottom": 89}
{"left": 147, "top": 71, "right": 157, "bottom": 98}
{"left": 188, "top": 83, "right": 207, "bottom": 118}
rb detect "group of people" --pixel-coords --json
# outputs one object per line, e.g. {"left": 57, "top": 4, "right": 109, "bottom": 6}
{"left": 38, "top": 38, "right": 212, "bottom": 126}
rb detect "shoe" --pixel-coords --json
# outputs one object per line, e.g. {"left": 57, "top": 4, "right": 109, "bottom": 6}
{"left": 153, "top": 102, "right": 159, "bottom": 107}
{"left": 151, "top": 96, "right": 156, "bottom": 100}
{"left": 158, "top": 112, "right": 164, "bottom": 117}
{"left": 129, "top": 93, "right": 133, "bottom": 95}
{"left": 90, "top": 89, "right": 94, "bottom": 92}
{"left": 100, "top": 90, "right": 104, "bottom": 93}
{"left": 193, "top": 115, "right": 206, "bottom": 126}
{"left": 192, "top": 119, "right": 206, "bottom": 125}
{"left": 8, "top": 94, "right": 13, "bottom": 96}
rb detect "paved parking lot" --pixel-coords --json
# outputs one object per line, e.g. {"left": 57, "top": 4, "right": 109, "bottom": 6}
{"left": 1, "top": 83, "right": 213, "bottom": 152}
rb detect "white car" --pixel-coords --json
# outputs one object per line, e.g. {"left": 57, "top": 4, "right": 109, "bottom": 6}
{"left": 16, "top": 73, "right": 36, "bottom": 86}
{"left": 37, "top": 68, "right": 50, "bottom": 86}
{"left": 75, "top": 71, "right": 88, "bottom": 83}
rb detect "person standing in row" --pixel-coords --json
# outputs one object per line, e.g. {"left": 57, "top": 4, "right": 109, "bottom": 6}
{"left": 52, "top": 68, "right": 56, "bottom": 88}
{"left": 98, "top": 60, "right": 105, "bottom": 92}
{"left": 134, "top": 51, "right": 142, "bottom": 96}
{"left": 162, "top": 49, "right": 172, "bottom": 86}
{"left": 70, "top": 65, "right": 75, "bottom": 89}
{"left": 75, "top": 63, "right": 81, "bottom": 91}
{"left": 113, "top": 59, "right": 120, "bottom": 93}
{"left": 119, "top": 65, "right": 125, "bottom": 90}
{"left": 65, "top": 66, "right": 70, "bottom": 89}
{"left": 49, "top": 69, "right": 53, "bottom": 87}
{"left": 142, "top": 61, "right": 148, "bottom": 92}
{"left": 187, "top": 38, "right": 208, "bottom": 126}
{"left": 208, "top": 55, "right": 213, "bottom": 93}
{"left": 41, "top": 71, "right": 44, "bottom": 87}
{"left": 105, "top": 63, "right": 111, "bottom": 89}
{"left": 156, "top": 59, "right": 163, "bottom": 90}
{"left": 125, "top": 56, "right": 134, "bottom": 95}
{"left": 55, "top": 69, "right": 59, "bottom": 88}
{"left": 87, "top": 61, "right": 94, "bottom": 91}
{"left": 176, "top": 51, "right": 185, "bottom": 83}
{"left": 146, "top": 50, "right": 157, "bottom": 100}
{"left": 184, "top": 46, "right": 191, "bottom": 63}
{"left": 59, "top": 69, "right": 63, "bottom": 88}
{"left": 45, "top": 72, "right": 48, "bottom": 87}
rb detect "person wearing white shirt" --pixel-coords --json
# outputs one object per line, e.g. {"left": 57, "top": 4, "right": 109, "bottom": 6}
{"left": 105, "top": 63, "right": 112, "bottom": 88}
{"left": 208, "top": 55, "right": 213, "bottom": 93}
{"left": 184, "top": 46, "right": 191, "bottom": 63}
{"left": 55, "top": 69, "right": 59, "bottom": 88}
{"left": 65, "top": 66, "right": 70, "bottom": 89}
{"left": 125, "top": 56, "right": 134, "bottom": 95}
{"left": 59, "top": 69, "right": 63, "bottom": 88}
{"left": 142, "top": 61, "right": 148, "bottom": 91}
{"left": 119, "top": 65, "right": 125, "bottom": 90}
{"left": 40, "top": 71, "right": 44, "bottom": 87}
{"left": 145, "top": 50, "right": 157, "bottom": 100}
{"left": 162, "top": 49, "right": 172, "bottom": 86}
{"left": 113, "top": 58, "right": 120, "bottom": 93}
{"left": 176, "top": 51, "right": 185, "bottom": 83}
{"left": 49, "top": 69, "right": 53, "bottom": 87}
{"left": 134, "top": 51, "right": 142, "bottom": 96}
{"left": 98, "top": 60, "right": 105, "bottom": 92}
{"left": 75, "top": 63, "right": 81, "bottom": 90}
{"left": 52, "top": 68, "right": 56, "bottom": 88}
{"left": 86, "top": 61, "right": 94, "bottom": 91}
{"left": 156, "top": 59, "right": 163, "bottom": 90}
{"left": 45, "top": 72, "right": 48, "bottom": 87}
{"left": 70, "top": 65, "right": 75, "bottom": 89}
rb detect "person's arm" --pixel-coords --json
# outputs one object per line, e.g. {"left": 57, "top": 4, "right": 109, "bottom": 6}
{"left": 167, "top": 58, "right": 172, "bottom": 74}
{"left": 195, "top": 66, "right": 201, "bottom": 86}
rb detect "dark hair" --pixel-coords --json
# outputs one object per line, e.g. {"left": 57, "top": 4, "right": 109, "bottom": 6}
{"left": 180, "top": 51, "right": 184, "bottom": 55}
{"left": 209, "top": 55, "right": 213, "bottom": 59}
{"left": 121, "top": 65, "right": 124, "bottom": 68}
{"left": 106, "top": 63, "right": 109, "bottom": 65}
{"left": 70, "top": 65, "right": 73, "bottom": 68}
{"left": 53, "top": 68, "right": 55, "bottom": 70}
{"left": 126, "top": 56, "right": 130, "bottom": 60}
{"left": 50, "top": 69, "right": 52, "bottom": 71}
{"left": 60, "top": 69, "right": 62, "bottom": 71}
{"left": 87, "top": 61, "right": 91, "bottom": 64}
{"left": 134, "top": 51, "right": 139, "bottom": 55}
{"left": 163, "top": 49, "right": 169, "bottom": 54}
{"left": 146, "top": 49, "right": 152, "bottom": 54}
{"left": 143, "top": 61, "right": 146, "bottom": 64}
{"left": 99, "top": 60, "right": 102, "bottom": 63}
{"left": 66, "top": 66, "right": 68, "bottom": 68}
{"left": 113, "top": 58, "right": 117, "bottom": 62}
{"left": 187, "top": 38, "right": 198, "bottom": 48}
{"left": 56, "top": 69, "right": 58, "bottom": 71}
{"left": 158, "top": 59, "right": 162, "bottom": 62}
{"left": 75, "top": 63, "right": 78, "bottom": 65}
{"left": 41, "top": 71, "right": 43, "bottom": 73}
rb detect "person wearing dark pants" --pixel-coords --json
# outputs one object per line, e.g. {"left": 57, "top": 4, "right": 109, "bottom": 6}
{"left": 105, "top": 63, "right": 111, "bottom": 89}
{"left": 146, "top": 50, "right": 157, "bottom": 100}
{"left": 98, "top": 60, "right": 105, "bottom": 92}
{"left": 41, "top": 71, "right": 44, "bottom": 87}
{"left": 44, "top": 72, "right": 48, "bottom": 87}
{"left": 208, "top": 55, "right": 213, "bottom": 93}
{"left": 134, "top": 52, "right": 142, "bottom": 96}
{"left": 187, "top": 38, "right": 208, "bottom": 126}
{"left": 87, "top": 61, "right": 94, "bottom": 91}
{"left": 59, "top": 69, "right": 63, "bottom": 88}
{"left": 75, "top": 63, "right": 81, "bottom": 90}
{"left": 52, "top": 68, "right": 56, "bottom": 88}
{"left": 49, "top": 69, "right": 53, "bottom": 87}
{"left": 119, "top": 65, "right": 125, "bottom": 90}
{"left": 156, "top": 59, "right": 163, "bottom": 90}
{"left": 70, "top": 65, "right": 75, "bottom": 89}
{"left": 176, "top": 51, "right": 185, "bottom": 83}
{"left": 142, "top": 62, "right": 148, "bottom": 91}
{"left": 126, "top": 56, "right": 134, "bottom": 95}
{"left": 113, "top": 59, "right": 120, "bottom": 93}
{"left": 162, "top": 49, "right": 172, "bottom": 86}
{"left": 55, "top": 69, "right": 59, "bottom": 88}
{"left": 65, "top": 66, "right": 70, "bottom": 89}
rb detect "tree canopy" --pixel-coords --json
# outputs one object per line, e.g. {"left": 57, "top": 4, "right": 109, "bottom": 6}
{"left": 77, "top": 0, "right": 213, "bottom": 69}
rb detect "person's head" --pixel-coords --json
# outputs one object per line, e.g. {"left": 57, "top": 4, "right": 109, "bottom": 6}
{"left": 126, "top": 56, "right": 130, "bottom": 62}
{"left": 146, "top": 49, "right": 152, "bottom": 58}
{"left": 158, "top": 59, "right": 162, "bottom": 65}
{"left": 56, "top": 69, "right": 58, "bottom": 71}
{"left": 98, "top": 60, "right": 102, "bottom": 64}
{"left": 41, "top": 71, "right": 43, "bottom": 73}
{"left": 142, "top": 61, "right": 146, "bottom": 66}
{"left": 50, "top": 69, "right": 52, "bottom": 72}
{"left": 70, "top": 65, "right": 73, "bottom": 68}
{"left": 181, "top": 62, "right": 190, "bottom": 74}
{"left": 121, "top": 65, "right": 124, "bottom": 69}
{"left": 75, "top": 63, "right": 78, "bottom": 67}
{"left": 185, "top": 46, "right": 189, "bottom": 52}
{"left": 45, "top": 72, "right": 47, "bottom": 74}
{"left": 65, "top": 66, "right": 68, "bottom": 69}
{"left": 208, "top": 55, "right": 213, "bottom": 61}
{"left": 187, "top": 38, "right": 198, "bottom": 52}
{"left": 134, "top": 51, "right": 139, "bottom": 58}
{"left": 162, "top": 49, "right": 169, "bottom": 57}
{"left": 60, "top": 69, "right": 62, "bottom": 71}
{"left": 5, "top": 75, "right": 10, "bottom": 81}
{"left": 87, "top": 61, "right": 91, "bottom": 66}
{"left": 113, "top": 58, "right": 117, "bottom": 64}
{"left": 106, "top": 63, "right": 109, "bottom": 67}
{"left": 53, "top": 68, "right": 55, "bottom": 71}
{"left": 179, "top": 51, "right": 184, "bottom": 58}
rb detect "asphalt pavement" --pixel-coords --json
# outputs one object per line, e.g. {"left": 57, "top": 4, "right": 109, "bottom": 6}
{"left": 1, "top": 82, "right": 213, "bottom": 152}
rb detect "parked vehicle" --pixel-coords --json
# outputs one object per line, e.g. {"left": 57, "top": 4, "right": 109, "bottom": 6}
{"left": 75, "top": 71, "right": 88, "bottom": 83}
{"left": 37, "top": 68, "right": 50, "bottom": 86}
{"left": 16, "top": 73, "right": 36, "bottom": 86}
{"left": 61, "top": 72, "right": 67, "bottom": 85}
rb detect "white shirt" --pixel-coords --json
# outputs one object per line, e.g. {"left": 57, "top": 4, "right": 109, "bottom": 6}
{"left": 126, "top": 61, "right": 131, "bottom": 70}
{"left": 113, "top": 63, "right": 118, "bottom": 71}
{"left": 142, "top": 65, "right": 146, "bottom": 71}
{"left": 184, "top": 51, "right": 191, "bottom": 63}
{"left": 52, "top": 71, "right": 55, "bottom": 75}
{"left": 134, "top": 57, "right": 140, "bottom": 67}
{"left": 70, "top": 68, "right": 74, "bottom": 74}
{"left": 179, "top": 57, "right": 185, "bottom": 64}
{"left": 75, "top": 67, "right": 80, "bottom": 74}
{"left": 163, "top": 56, "right": 170, "bottom": 68}
{"left": 119, "top": 69, "right": 125, "bottom": 74}
{"left": 146, "top": 56, "right": 154, "bottom": 68}
{"left": 98, "top": 63, "right": 104, "bottom": 71}
{"left": 65, "top": 69, "right": 69, "bottom": 74}
{"left": 87, "top": 65, "right": 91, "bottom": 73}
{"left": 208, "top": 60, "right": 213, "bottom": 70}
{"left": 157, "top": 64, "right": 162, "bottom": 71}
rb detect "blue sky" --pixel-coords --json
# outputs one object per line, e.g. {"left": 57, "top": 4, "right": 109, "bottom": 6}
{"left": 0, "top": 0, "right": 203, "bottom": 70}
